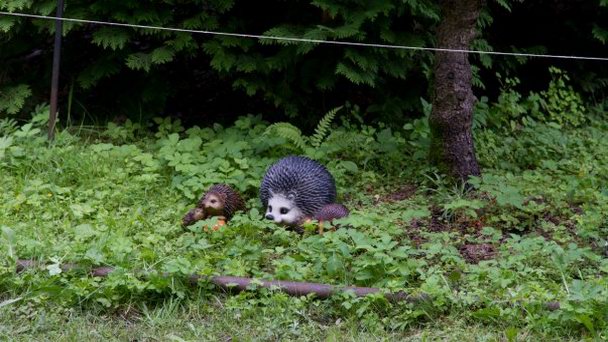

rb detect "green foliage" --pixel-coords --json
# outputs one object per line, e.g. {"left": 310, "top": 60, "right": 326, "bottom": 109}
{"left": 592, "top": 24, "right": 608, "bottom": 44}
{"left": 593, "top": 1, "right": 608, "bottom": 43}
{"left": 2, "top": 64, "right": 608, "bottom": 338}
{"left": 203, "top": 0, "right": 437, "bottom": 117}
{"left": 2, "top": 0, "right": 608, "bottom": 123}
{"left": 475, "top": 68, "right": 588, "bottom": 132}
{"left": 262, "top": 122, "right": 307, "bottom": 151}
{"left": 403, "top": 97, "right": 432, "bottom": 160}
{"left": 0, "top": 0, "right": 230, "bottom": 118}
{"left": 310, "top": 106, "right": 341, "bottom": 148}
{"left": 125, "top": 53, "right": 153, "bottom": 72}
{"left": 540, "top": 67, "right": 587, "bottom": 127}
{"left": 22, "top": 25, "right": 608, "bottom": 342}
{"left": 471, "top": 73, "right": 608, "bottom": 240}
{"left": 2, "top": 0, "right": 419, "bottom": 119}
{"left": 263, "top": 106, "right": 342, "bottom": 154}
{"left": 91, "top": 27, "right": 130, "bottom": 51}
{"left": 0, "top": 16, "right": 17, "bottom": 32}
{"left": 0, "top": 0, "right": 33, "bottom": 12}
{"left": 0, "top": 84, "right": 32, "bottom": 115}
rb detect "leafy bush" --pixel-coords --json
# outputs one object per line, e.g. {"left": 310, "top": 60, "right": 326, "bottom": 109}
{"left": 475, "top": 68, "right": 588, "bottom": 132}
{"left": 540, "top": 67, "right": 587, "bottom": 127}
{"left": 3, "top": 0, "right": 608, "bottom": 125}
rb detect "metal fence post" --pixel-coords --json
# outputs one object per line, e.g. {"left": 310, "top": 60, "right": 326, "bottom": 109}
{"left": 48, "top": 0, "right": 64, "bottom": 141}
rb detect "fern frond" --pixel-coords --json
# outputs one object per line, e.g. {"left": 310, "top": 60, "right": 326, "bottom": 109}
{"left": 151, "top": 47, "right": 175, "bottom": 65}
{"left": 125, "top": 53, "right": 152, "bottom": 72}
{"left": 592, "top": 24, "right": 608, "bottom": 44}
{"left": 264, "top": 122, "right": 307, "bottom": 150}
{"left": 0, "top": 0, "right": 31, "bottom": 11}
{"left": 0, "top": 84, "right": 32, "bottom": 115}
{"left": 261, "top": 26, "right": 303, "bottom": 46}
{"left": 0, "top": 16, "right": 16, "bottom": 32}
{"left": 92, "top": 27, "right": 130, "bottom": 51}
{"left": 336, "top": 63, "right": 376, "bottom": 86}
{"left": 325, "top": 129, "right": 360, "bottom": 145}
{"left": 310, "top": 106, "right": 342, "bottom": 148}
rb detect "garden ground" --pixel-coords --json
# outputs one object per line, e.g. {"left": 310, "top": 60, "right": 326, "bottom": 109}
{"left": 1, "top": 100, "right": 607, "bottom": 340}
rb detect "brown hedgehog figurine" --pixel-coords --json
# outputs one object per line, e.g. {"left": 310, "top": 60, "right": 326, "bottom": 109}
{"left": 182, "top": 184, "right": 245, "bottom": 228}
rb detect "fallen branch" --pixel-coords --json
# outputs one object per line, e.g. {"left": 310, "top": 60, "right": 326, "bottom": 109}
{"left": 197, "top": 275, "right": 418, "bottom": 302}
{"left": 14, "top": 259, "right": 563, "bottom": 310}
{"left": 15, "top": 259, "right": 424, "bottom": 303}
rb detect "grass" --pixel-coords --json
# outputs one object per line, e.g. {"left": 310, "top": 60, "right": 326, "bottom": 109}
{"left": 0, "top": 299, "right": 589, "bottom": 341}
{"left": 1, "top": 110, "right": 608, "bottom": 340}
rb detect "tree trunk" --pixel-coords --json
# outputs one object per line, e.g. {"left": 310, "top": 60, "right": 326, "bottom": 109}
{"left": 429, "top": 0, "right": 483, "bottom": 182}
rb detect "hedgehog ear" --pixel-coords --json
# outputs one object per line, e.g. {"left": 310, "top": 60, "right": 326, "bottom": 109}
{"left": 287, "top": 191, "right": 296, "bottom": 201}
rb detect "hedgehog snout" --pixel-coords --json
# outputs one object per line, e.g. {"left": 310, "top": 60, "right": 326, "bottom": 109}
{"left": 265, "top": 214, "right": 275, "bottom": 220}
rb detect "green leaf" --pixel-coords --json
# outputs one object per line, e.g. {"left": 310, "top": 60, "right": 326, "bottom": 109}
{"left": 46, "top": 263, "right": 62, "bottom": 276}
{"left": 310, "top": 106, "right": 342, "bottom": 147}
{"left": 492, "top": 0, "right": 512, "bottom": 11}
{"left": 505, "top": 327, "right": 518, "bottom": 342}
{"left": 326, "top": 254, "right": 343, "bottom": 276}
{"left": 92, "top": 27, "right": 130, "bottom": 50}
{"left": 73, "top": 224, "right": 97, "bottom": 240}
{"left": 96, "top": 297, "right": 112, "bottom": 307}
{"left": 0, "top": 136, "right": 13, "bottom": 160}
{"left": 263, "top": 122, "right": 306, "bottom": 151}
{"left": 126, "top": 53, "right": 152, "bottom": 72}
{"left": 0, "top": 0, "right": 32, "bottom": 11}
{"left": 0, "top": 84, "right": 32, "bottom": 115}
{"left": 472, "top": 307, "right": 501, "bottom": 321}
{"left": 495, "top": 186, "right": 524, "bottom": 209}
{"left": 592, "top": 25, "right": 608, "bottom": 44}
{"left": 576, "top": 315, "right": 596, "bottom": 336}
{"left": 151, "top": 47, "right": 175, "bottom": 64}
{"left": 339, "top": 160, "right": 358, "bottom": 173}
{"left": 0, "top": 16, "right": 16, "bottom": 32}
{"left": 336, "top": 63, "right": 376, "bottom": 86}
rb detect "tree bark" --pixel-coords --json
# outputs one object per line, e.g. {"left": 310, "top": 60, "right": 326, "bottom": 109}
{"left": 429, "top": 0, "right": 483, "bottom": 182}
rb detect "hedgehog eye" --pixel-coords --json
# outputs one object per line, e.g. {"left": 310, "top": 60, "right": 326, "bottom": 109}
{"left": 280, "top": 207, "right": 289, "bottom": 215}
{"left": 268, "top": 205, "right": 273, "bottom": 212}
{"left": 210, "top": 199, "right": 217, "bottom": 204}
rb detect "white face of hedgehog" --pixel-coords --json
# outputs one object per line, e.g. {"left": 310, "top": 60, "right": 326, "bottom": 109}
{"left": 265, "top": 193, "right": 303, "bottom": 225}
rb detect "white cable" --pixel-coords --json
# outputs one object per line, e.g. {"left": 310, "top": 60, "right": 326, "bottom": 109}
{"left": 2, "top": 11, "right": 608, "bottom": 61}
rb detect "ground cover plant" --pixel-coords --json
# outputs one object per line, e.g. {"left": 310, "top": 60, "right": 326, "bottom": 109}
{"left": 1, "top": 76, "right": 608, "bottom": 340}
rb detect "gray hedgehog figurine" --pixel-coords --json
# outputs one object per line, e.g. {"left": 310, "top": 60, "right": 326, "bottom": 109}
{"left": 260, "top": 156, "right": 337, "bottom": 227}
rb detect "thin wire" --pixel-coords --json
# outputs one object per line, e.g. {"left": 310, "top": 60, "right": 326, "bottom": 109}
{"left": 2, "top": 11, "right": 608, "bottom": 61}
